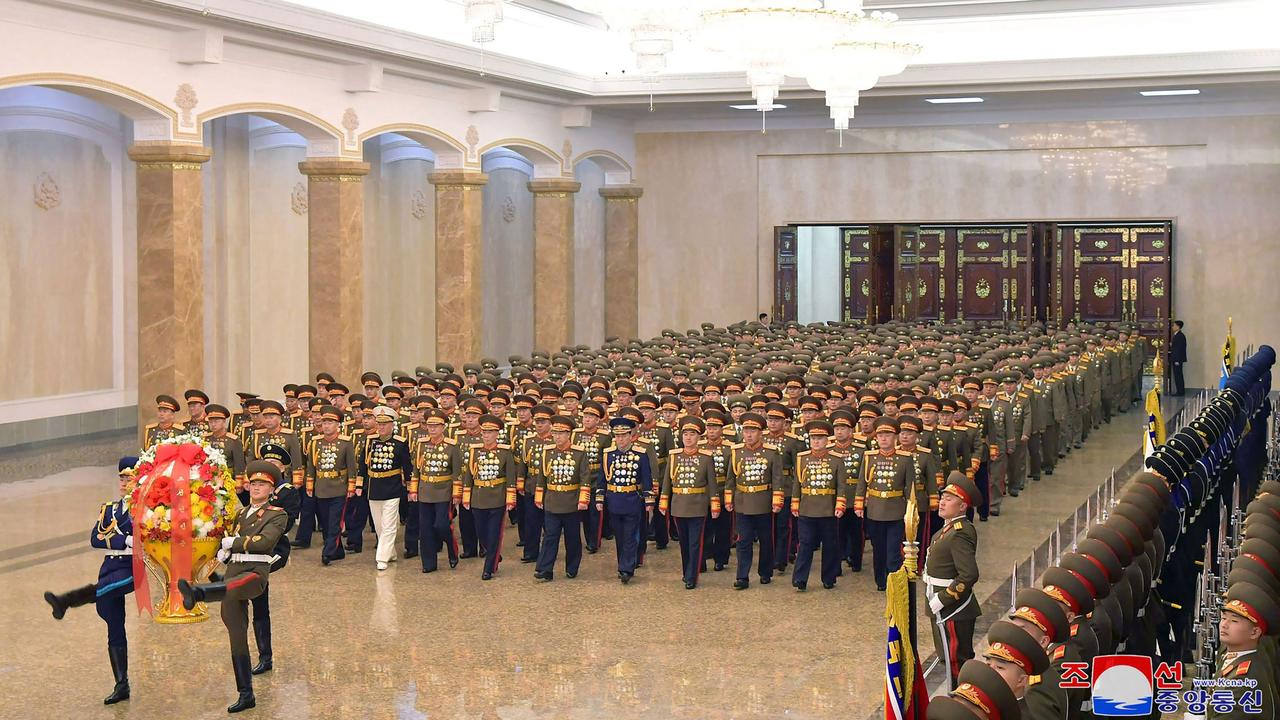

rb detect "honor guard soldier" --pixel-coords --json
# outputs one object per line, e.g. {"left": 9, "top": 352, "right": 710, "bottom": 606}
{"left": 1009, "top": 587, "right": 1078, "bottom": 720}
{"left": 303, "top": 405, "right": 358, "bottom": 565}
{"left": 409, "top": 408, "right": 463, "bottom": 572}
{"left": 43, "top": 456, "right": 139, "bottom": 705}
{"left": 855, "top": 416, "right": 920, "bottom": 592}
{"left": 361, "top": 406, "right": 414, "bottom": 571}
{"left": 600, "top": 416, "right": 653, "bottom": 584}
{"left": 982, "top": 620, "right": 1052, "bottom": 711}
{"left": 142, "top": 394, "right": 185, "bottom": 449}
{"left": 701, "top": 410, "right": 735, "bottom": 572}
{"left": 184, "top": 389, "right": 211, "bottom": 437}
{"left": 1039, "top": 566, "right": 1101, "bottom": 667}
{"left": 533, "top": 415, "right": 592, "bottom": 581}
{"left": 661, "top": 416, "right": 718, "bottom": 589}
{"left": 248, "top": 401, "right": 304, "bottom": 488}
{"left": 726, "top": 412, "right": 784, "bottom": 589}
{"left": 178, "top": 460, "right": 290, "bottom": 713}
{"left": 946, "top": 659, "right": 1024, "bottom": 720}
{"left": 461, "top": 414, "right": 517, "bottom": 580}
{"left": 925, "top": 471, "right": 982, "bottom": 690}
{"left": 1209, "top": 582, "right": 1279, "bottom": 720}
{"left": 790, "top": 420, "right": 847, "bottom": 591}
{"left": 240, "top": 443, "right": 300, "bottom": 676}
{"left": 204, "top": 404, "right": 247, "bottom": 492}
{"left": 574, "top": 400, "right": 612, "bottom": 554}
{"left": 831, "top": 408, "right": 867, "bottom": 573}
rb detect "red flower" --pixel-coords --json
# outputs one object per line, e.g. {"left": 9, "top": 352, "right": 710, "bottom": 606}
{"left": 145, "top": 476, "right": 174, "bottom": 508}
{"left": 196, "top": 484, "right": 216, "bottom": 503}
{"left": 190, "top": 448, "right": 207, "bottom": 464}
{"left": 198, "top": 464, "right": 213, "bottom": 481}
{"left": 136, "top": 461, "right": 154, "bottom": 479}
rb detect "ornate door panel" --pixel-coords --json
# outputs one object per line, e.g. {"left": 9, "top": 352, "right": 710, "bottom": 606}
{"left": 1071, "top": 227, "right": 1127, "bottom": 323}
{"left": 1010, "top": 228, "right": 1030, "bottom": 321}
{"left": 773, "top": 226, "right": 798, "bottom": 323}
{"left": 916, "top": 227, "right": 944, "bottom": 320}
{"left": 956, "top": 228, "right": 1009, "bottom": 321}
{"left": 841, "top": 227, "right": 871, "bottom": 321}
{"left": 1131, "top": 223, "right": 1172, "bottom": 351}
{"left": 895, "top": 225, "right": 921, "bottom": 321}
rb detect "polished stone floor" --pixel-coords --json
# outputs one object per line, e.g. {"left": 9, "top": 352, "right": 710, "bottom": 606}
{"left": 1, "top": 409, "right": 1148, "bottom": 719}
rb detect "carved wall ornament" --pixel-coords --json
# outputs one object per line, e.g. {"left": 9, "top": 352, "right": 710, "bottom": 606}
{"left": 918, "top": 278, "right": 928, "bottom": 298}
{"left": 975, "top": 240, "right": 990, "bottom": 250}
{"left": 411, "top": 189, "right": 428, "bottom": 220}
{"left": 341, "top": 108, "right": 359, "bottom": 142}
{"left": 975, "top": 278, "right": 992, "bottom": 299}
{"left": 466, "top": 125, "right": 479, "bottom": 156}
{"left": 562, "top": 139, "right": 573, "bottom": 169}
{"left": 861, "top": 240, "right": 869, "bottom": 250}
{"left": 1094, "top": 239, "right": 1109, "bottom": 250}
{"left": 1093, "top": 278, "right": 1110, "bottom": 299}
{"left": 502, "top": 195, "right": 516, "bottom": 223}
{"left": 174, "top": 83, "right": 198, "bottom": 126}
{"left": 1149, "top": 277, "right": 1165, "bottom": 298}
{"left": 860, "top": 279, "right": 870, "bottom": 297}
{"left": 33, "top": 172, "right": 60, "bottom": 210}
{"left": 1151, "top": 238, "right": 1166, "bottom": 249}
{"left": 290, "top": 181, "right": 308, "bottom": 215}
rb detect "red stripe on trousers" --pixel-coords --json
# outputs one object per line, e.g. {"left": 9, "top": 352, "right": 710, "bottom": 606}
{"left": 227, "top": 573, "right": 257, "bottom": 591}
{"left": 946, "top": 619, "right": 961, "bottom": 685}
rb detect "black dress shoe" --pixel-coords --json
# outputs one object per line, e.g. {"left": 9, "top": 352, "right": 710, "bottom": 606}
{"left": 714, "top": 563, "right": 725, "bottom": 571}
{"left": 793, "top": 582, "right": 806, "bottom": 592}
{"left": 619, "top": 572, "right": 632, "bottom": 584}
{"left": 586, "top": 546, "right": 598, "bottom": 554}
{"left": 979, "top": 516, "right": 988, "bottom": 522}
{"left": 349, "top": 547, "right": 362, "bottom": 554}
{"left": 733, "top": 579, "right": 749, "bottom": 590}
{"left": 521, "top": 556, "right": 536, "bottom": 563}
{"left": 516, "top": 540, "right": 524, "bottom": 547}
{"left": 321, "top": 556, "right": 331, "bottom": 566}
{"left": 290, "top": 540, "right": 309, "bottom": 549}
{"left": 422, "top": 567, "right": 436, "bottom": 574}
{"left": 684, "top": 581, "right": 696, "bottom": 590}
{"left": 759, "top": 576, "right": 772, "bottom": 585}
{"left": 566, "top": 571, "right": 577, "bottom": 579}
{"left": 460, "top": 551, "right": 477, "bottom": 559}
{"left": 1009, "top": 490, "right": 1019, "bottom": 497}
{"left": 449, "top": 558, "right": 459, "bottom": 569}
{"left": 876, "top": 585, "right": 886, "bottom": 592}
{"left": 990, "top": 509, "right": 1000, "bottom": 517}
{"left": 823, "top": 582, "right": 835, "bottom": 590}
{"left": 534, "top": 571, "right": 553, "bottom": 581}
{"left": 404, "top": 550, "right": 419, "bottom": 559}
{"left": 482, "top": 572, "right": 493, "bottom": 581}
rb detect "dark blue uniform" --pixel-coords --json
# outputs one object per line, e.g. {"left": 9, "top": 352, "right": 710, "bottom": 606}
{"left": 599, "top": 443, "right": 652, "bottom": 581}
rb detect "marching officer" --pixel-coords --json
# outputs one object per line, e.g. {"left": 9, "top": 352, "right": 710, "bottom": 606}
{"left": 764, "top": 402, "right": 805, "bottom": 572}
{"left": 831, "top": 408, "right": 867, "bottom": 573}
{"left": 982, "top": 375, "right": 1014, "bottom": 517}
{"left": 461, "top": 414, "right": 518, "bottom": 580}
{"left": 178, "top": 460, "right": 290, "bottom": 713}
{"left": 701, "top": 409, "right": 735, "bottom": 572}
{"left": 599, "top": 416, "right": 653, "bottom": 584}
{"left": 237, "top": 443, "right": 300, "bottom": 677}
{"left": 518, "top": 404, "right": 556, "bottom": 563}
{"left": 303, "top": 405, "right": 358, "bottom": 565}
{"left": 574, "top": 400, "right": 612, "bottom": 554}
{"left": 43, "top": 456, "right": 139, "bottom": 705}
{"left": 361, "top": 406, "right": 413, "bottom": 571}
{"left": 247, "top": 401, "right": 304, "bottom": 488}
{"left": 855, "top": 416, "right": 919, "bottom": 592}
{"left": 924, "top": 471, "right": 982, "bottom": 690}
{"left": 409, "top": 408, "right": 463, "bottom": 572}
{"left": 142, "top": 394, "right": 184, "bottom": 449}
{"left": 790, "top": 420, "right": 847, "bottom": 591}
{"left": 534, "top": 415, "right": 592, "bottom": 581}
{"left": 726, "top": 412, "right": 783, "bottom": 590}
{"left": 661, "top": 416, "right": 718, "bottom": 589}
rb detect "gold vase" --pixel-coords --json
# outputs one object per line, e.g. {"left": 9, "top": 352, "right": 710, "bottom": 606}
{"left": 142, "top": 537, "right": 222, "bottom": 624}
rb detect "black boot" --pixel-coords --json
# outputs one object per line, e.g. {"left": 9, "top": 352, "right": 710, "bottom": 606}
{"left": 178, "top": 579, "right": 228, "bottom": 611}
{"left": 104, "top": 645, "right": 130, "bottom": 705}
{"left": 44, "top": 584, "right": 96, "bottom": 620}
{"left": 251, "top": 618, "right": 273, "bottom": 675}
{"left": 227, "top": 654, "right": 256, "bottom": 713}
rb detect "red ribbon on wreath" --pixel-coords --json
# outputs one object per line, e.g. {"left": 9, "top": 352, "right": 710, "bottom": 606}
{"left": 131, "top": 443, "right": 202, "bottom": 614}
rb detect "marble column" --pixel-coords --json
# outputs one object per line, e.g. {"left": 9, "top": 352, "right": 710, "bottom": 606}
{"left": 600, "top": 185, "right": 643, "bottom": 340}
{"left": 128, "top": 142, "right": 212, "bottom": 430}
{"left": 299, "top": 157, "right": 370, "bottom": 384}
{"left": 529, "top": 178, "right": 581, "bottom": 351}
{"left": 430, "top": 170, "right": 488, "bottom": 365}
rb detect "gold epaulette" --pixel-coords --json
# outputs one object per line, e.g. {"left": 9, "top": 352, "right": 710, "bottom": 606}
{"left": 338, "top": 434, "right": 351, "bottom": 441}
{"left": 797, "top": 449, "right": 811, "bottom": 459}
{"left": 394, "top": 435, "right": 407, "bottom": 443}
{"left": 571, "top": 445, "right": 584, "bottom": 452}
{"left": 699, "top": 448, "right": 713, "bottom": 456}
{"left": 953, "top": 519, "right": 965, "bottom": 530}
{"left": 785, "top": 432, "right": 801, "bottom": 440}
{"left": 915, "top": 446, "right": 932, "bottom": 454}
{"left": 656, "top": 421, "right": 671, "bottom": 428}
{"left": 253, "top": 428, "right": 265, "bottom": 436}
{"left": 267, "top": 505, "right": 283, "bottom": 512}
{"left": 145, "top": 422, "right": 158, "bottom": 430}
{"left": 444, "top": 437, "right": 457, "bottom": 445}
{"left": 666, "top": 449, "right": 683, "bottom": 458}
{"left": 496, "top": 443, "right": 512, "bottom": 450}
{"left": 1017, "top": 391, "right": 1029, "bottom": 398}
{"left": 729, "top": 442, "right": 743, "bottom": 449}
{"left": 278, "top": 427, "right": 294, "bottom": 434}
{"left": 896, "top": 449, "right": 912, "bottom": 456}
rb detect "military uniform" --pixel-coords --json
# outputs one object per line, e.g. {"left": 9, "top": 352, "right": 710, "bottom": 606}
{"left": 982, "top": 381, "right": 1015, "bottom": 516}
{"left": 600, "top": 417, "right": 653, "bottom": 583}
{"left": 924, "top": 473, "right": 981, "bottom": 690}
{"left": 303, "top": 412, "right": 359, "bottom": 564}
{"left": 661, "top": 417, "right": 718, "bottom": 588}
{"left": 1003, "top": 376, "right": 1032, "bottom": 496}
{"left": 142, "top": 394, "right": 185, "bottom": 449}
{"left": 725, "top": 413, "right": 783, "bottom": 588}
{"left": 789, "top": 422, "right": 848, "bottom": 590}
{"left": 461, "top": 415, "right": 518, "bottom": 580}
{"left": 700, "top": 421, "right": 735, "bottom": 572}
{"left": 572, "top": 416, "right": 611, "bottom": 553}
{"left": 517, "top": 406, "right": 556, "bottom": 563}
{"left": 855, "top": 417, "right": 920, "bottom": 591}
{"left": 410, "top": 412, "right": 463, "bottom": 572}
{"left": 361, "top": 408, "right": 414, "bottom": 569}
{"left": 534, "top": 418, "right": 592, "bottom": 580}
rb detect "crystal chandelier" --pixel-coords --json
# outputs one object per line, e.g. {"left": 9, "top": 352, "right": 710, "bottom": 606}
{"left": 465, "top": 0, "right": 505, "bottom": 73}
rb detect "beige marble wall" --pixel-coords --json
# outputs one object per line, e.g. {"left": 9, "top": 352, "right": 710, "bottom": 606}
{"left": 202, "top": 115, "right": 252, "bottom": 403}
{"left": 636, "top": 115, "right": 1280, "bottom": 388}
{"left": 363, "top": 141, "right": 436, "bottom": 374}
{"left": 530, "top": 178, "right": 581, "bottom": 352}
{"left": 601, "top": 185, "right": 643, "bottom": 341}
{"left": 482, "top": 167, "right": 535, "bottom": 359}
{"left": 0, "top": 131, "right": 115, "bottom": 401}
{"left": 432, "top": 170, "right": 487, "bottom": 366}
{"left": 246, "top": 143, "right": 310, "bottom": 394}
{"left": 573, "top": 161, "right": 606, "bottom": 347}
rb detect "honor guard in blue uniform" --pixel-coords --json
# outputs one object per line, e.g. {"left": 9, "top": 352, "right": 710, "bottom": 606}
{"left": 461, "top": 414, "right": 518, "bottom": 580}
{"left": 44, "top": 456, "right": 139, "bottom": 705}
{"left": 600, "top": 416, "right": 653, "bottom": 584}
{"left": 178, "top": 460, "right": 290, "bottom": 713}
{"left": 242, "top": 443, "right": 301, "bottom": 676}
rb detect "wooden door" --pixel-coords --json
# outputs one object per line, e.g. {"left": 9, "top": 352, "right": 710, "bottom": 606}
{"left": 916, "top": 227, "right": 945, "bottom": 321}
{"left": 869, "top": 225, "right": 896, "bottom": 323}
{"left": 955, "top": 227, "right": 1010, "bottom": 321}
{"left": 1010, "top": 227, "right": 1031, "bottom": 322}
{"left": 895, "top": 225, "right": 922, "bottom": 321}
{"left": 840, "top": 227, "right": 872, "bottom": 322}
{"left": 1066, "top": 226, "right": 1127, "bottom": 324}
{"left": 1130, "top": 223, "right": 1172, "bottom": 352}
{"left": 773, "top": 226, "right": 798, "bottom": 323}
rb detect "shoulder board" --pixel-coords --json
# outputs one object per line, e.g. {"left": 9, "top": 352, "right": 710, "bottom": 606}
{"left": 278, "top": 427, "right": 294, "bottom": 434}
{"left": 444, "top": 437, "right": 458, "bottom": 445}
{"left": 667, "top": 449, "right": 683, "bottom": 458}
{"left": 1052, "top": 645, "right": 1066, "bottom": 661}
{"left": 785, "top": 432, "right": 801, "bottom": 439}
{"left": 253, "top": 428, "right": 265, "bottom": 436}
{"left": 896, "top": 449, "right": 912, "bottom": 456}
{"left": 1070, "top": 623, "right": 1079, "bottom": 637}
{"left": 914, "top": 446, "right": 932, "bottom": 454}
{"left": 405, "top": 422, "right": 419, "bottom": 430}
{"left": 633, "top": 440, "right": 650, "bottom": 449}
{"left": 571, "top": 445, "right": 585, "bottom": 452}
{"left": 699, "top": 449, "right": 713, "bottom": 456}
{"left": 266, "top": 505, "right": 283, "bottom": 512}
{"left": 337, "top": 434, "right": 351, "bottom": 441}
{"left": 1236, "top": 661, "right": 1251, "bottom": 676}
{"left": 394, "top": 435, "right": 407, "bottom": 443}
{"left": 952, "top": 519, "right": 965, "bottom": 531}
{"left": 797, "top": 450, "right": 811, "bottom": 458}
{"left": 1028, "top": 675, "right": 1042, "bottom": 686}
{"left": 1017, "top": 392, "right": 1029, "bottom": 398}
{"left": 145, "top": 422, "right": 158, "bottom": 430}
{"left": 656, "top": 421, "right": 671, "bottom": 428}
{"left": 496, "top": 443, "right": 512, "bottom": 450}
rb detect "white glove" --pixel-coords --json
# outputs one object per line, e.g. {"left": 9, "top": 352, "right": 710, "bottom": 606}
{"left": 928, "top": 594, "right": 944, "bottom": 614}
{"left": 216, "top": 548, "right": 231, "bottom": 563}
{"left": 220, "top": 536, "right": 236, "bottom": 550}
{"left": 124, "top": 535, "right": 133, "bottom": 548}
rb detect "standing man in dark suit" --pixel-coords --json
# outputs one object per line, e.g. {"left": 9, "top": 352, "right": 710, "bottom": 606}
{"left": 1170, "top": 320, "right": 1187, "bottom": 396}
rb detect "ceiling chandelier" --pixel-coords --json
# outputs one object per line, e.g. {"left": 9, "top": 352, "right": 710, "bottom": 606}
{"left": 465, "top": 0, "right": 505, "bottom": 73}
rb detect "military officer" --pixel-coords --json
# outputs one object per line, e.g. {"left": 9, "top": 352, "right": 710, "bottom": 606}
{"left": 303, "top": 405, "right": 358, "bottom": 565}
{"left": 855, "top": 416, "right": 919, "bottom": 591}
{"left": 634, "top": 393, "right": 674, "bottom": 550}
{"left": 831, "top": 408, "right": 867, "bottom": 573}
{"left": 237, "top": 442, "right": 300, "bottom": 676}
{"left": 763, "top": 402, "right": 806, "bottom": 571}
{"left": 361, "top": 406, "right": 413, "bottom": 571}
{"left": 204, "top": 404, "right": 246, "bottom": 492}
{"left": 461, "top": 414, "right": 518, "bottom": 580}
{"left": 518, "top": 404, "right": 556, "bottom": 562}
{"left": 1209, "top": 582, "right": 1279, "bottom": 720}
{"left": 726, "top": 412, "right": 783, "bottom": 589}
{"left": 533, "top": 415, "right": 592, "bottom": 581}
{"left": 700, "top": 409, "right": 735, "bottom": 572}
{"left": 1027, "top": 361, "right": 1051, "bottom": 482}
{"left": 661, "top": 416, "right": 718, "bottom": 589}
{"left": 898, "top": 414, "right": 942, "bottom": 560}
{"left": 43, "top": 456, "right": 139, "bottom": 705}
{"left": 142, "top": 394, "right": 184, "bottom": 449}
{"left": 184, "top": 389, "right": 211, "bottom": 437}
{"left": 178, "top": 460, "right": 290, "bottom": 713}
{"left": 574, "top": 400, "right": 612, "bottom": 553}
{"left": 925, "top": 471, "right": 982, "bottom": 691}
{"left": 790, "top": 420, "right": 847, "bottom": 591}
{"left": 248, "top": 401, "right": 304, "bottom": 488}
{"left": 982, "top": 375, "right": 1015, "bottom": 517}
{"left": 409, "top": 408, "right": 463, "bottom": 572}
{"left": 599, "top": 416, "right": 653, "bottom": 584}
{"left": 1001, "top": 371, "right": 1032, "bottom": 497}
